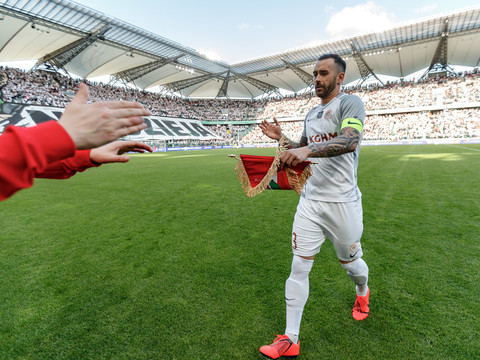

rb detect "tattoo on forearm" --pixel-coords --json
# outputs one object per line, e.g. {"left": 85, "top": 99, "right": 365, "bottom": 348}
{"left": 307, "top": 127, "right": 360, "bottom": 157}
{"left": 283, "top": 135, "right": 308, "bottom": 149}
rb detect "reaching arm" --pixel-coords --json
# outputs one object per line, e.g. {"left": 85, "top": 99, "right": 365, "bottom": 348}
{"left": 35, "top": 141, "right": 153, "bottom": 179}
{"left": 280, "top": 126, "right": 361, "bottom": 167}
{"left": 34, "top": 149, "right": 96, "bottom": 179}
{"left": 0, "top": 121, "right": 76, "bottom": 201}
{"left": 58, "top": 83, "right": 151, "bottom": 150}
{"left": 0, "top": 82, "right": 153, "bottom": 202}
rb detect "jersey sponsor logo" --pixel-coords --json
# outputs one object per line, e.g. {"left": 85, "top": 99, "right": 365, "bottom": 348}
{"left": 324, "top": 109, "right": 333, "bottom": 119}
{"left": 309, "top": 132, "right": 337, "bottom": 143}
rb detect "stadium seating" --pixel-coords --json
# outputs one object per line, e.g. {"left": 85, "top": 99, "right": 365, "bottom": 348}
{"left": 1, "top": 65, "right": 479, "bottom": 145}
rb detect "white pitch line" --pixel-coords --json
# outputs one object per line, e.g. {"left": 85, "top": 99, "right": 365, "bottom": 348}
{"left": 445, "top": 144, "right": 480, "bottom": 152}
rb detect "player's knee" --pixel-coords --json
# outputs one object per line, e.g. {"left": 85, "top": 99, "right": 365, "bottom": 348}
{"left": 290, "top": 255, "right": 314, "bottom": 278}
{"left": 341, "top": 258, "right": 368, "bottom": 285}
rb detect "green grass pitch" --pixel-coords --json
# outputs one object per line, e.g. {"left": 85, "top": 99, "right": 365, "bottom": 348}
{"left": 0, "top": 144, "right": 479, "bottom": 359}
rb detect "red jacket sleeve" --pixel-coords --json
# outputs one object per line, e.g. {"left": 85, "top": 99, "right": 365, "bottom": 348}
{"left": 35, "top": 149, "right": 100, "bottom": 179}
{"left": 0, "top": 121, "right": 77, "bottom": 200}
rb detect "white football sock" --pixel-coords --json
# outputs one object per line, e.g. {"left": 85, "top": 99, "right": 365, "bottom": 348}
{"left": 285, "top": 255, "right": 314, "bottom": 344}
{"left": 341, "top": 258, "right": 369, "bottom": 296}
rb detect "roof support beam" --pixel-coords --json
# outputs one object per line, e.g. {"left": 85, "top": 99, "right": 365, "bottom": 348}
{"left": 351, "top": 43, "right": 384, "bottom": 86}
{"left": 35, "top": 25, "right": 111, "bottom": 69}
{"left": 216, "top": 70, "right": 231, "bottom": 98}
{"left": 111, "top": 54, "right": 184, "bottom": 83}
{"left": 163, "top": 71, "right": 227, "bottom": 93}
{"left": 418, "top": 19, "right": 454, "bottom": 81}
{"left": 230, "top": 71, "right": 280, "bottom": 96}
{"left": 281, "top": 59, "right": 313, "bottom": 86}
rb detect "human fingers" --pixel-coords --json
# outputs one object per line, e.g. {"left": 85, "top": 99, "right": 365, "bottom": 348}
{"left": 280, "top": 151, "right": 292, "bottom": 166}
{"left": 280, "top": 150, "right": 302, "bottom": 167}
{"left": 100, "top": 106, "right": 152, "bottom": 120}
{"left": 98, "top": 154, "right": 131, "bottom": 163}
{"left": 273, "top": 117, "right": 280, "bottom": 126}
{"left": 116, "top": 122, "right": 148, "bottom": 138}
{"left": 128, "top": 148, "right": 146, "bottom": 153}
{"left": 70, "top": 83, "right": 89, "bottom": 104}
{"left": 114, "top": 155, "right": 131, "bottom": 163}
{"left": 260, "top": 119, "right": 273, "bottom": 130}
{"left": 116, "top": 141, "right": 152, "bottom": 154}
{"left": 100, "top": 100, "right": 150, "bottom": 111}
{"left": 126, "top": 148, "right": 149, "bottom": 153}
{"left": 125, "top": 141, "right": 152, "bottom": 152}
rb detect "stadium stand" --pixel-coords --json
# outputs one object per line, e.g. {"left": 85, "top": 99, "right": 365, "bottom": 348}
{"left": 1, "top": 66, "right": 479, "bottom": 146}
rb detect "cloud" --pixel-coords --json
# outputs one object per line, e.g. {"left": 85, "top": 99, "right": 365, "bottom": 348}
{"left": 238, "top": 23, "right": 250, "bottom": 31}
{"left": 415, "top": 4, "right": 438, "bottom": 14}
{"left": 326, "top": 2, "right": 396, "bottom": 39}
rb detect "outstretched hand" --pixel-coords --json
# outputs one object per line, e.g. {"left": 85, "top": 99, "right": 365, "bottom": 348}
{"left": 59, "top": 83, "right": 152, "bottom": 150}
{"left": 89, "top": 140, "right": 153, "bottom": 164}
{"left": 259, "top": 117, "right": 282, "bottom": 141}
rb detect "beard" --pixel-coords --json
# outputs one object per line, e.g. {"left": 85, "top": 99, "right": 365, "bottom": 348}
{"left": 315, "top": 82, "right": 336, "bottom": 99}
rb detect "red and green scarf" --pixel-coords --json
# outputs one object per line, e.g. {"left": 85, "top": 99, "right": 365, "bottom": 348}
{"left": 231, "top": 137, "right": 312, "bottom": 197}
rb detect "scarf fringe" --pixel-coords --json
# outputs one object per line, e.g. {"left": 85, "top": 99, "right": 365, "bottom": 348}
{"left": 234, "top": 136, "right": 312, "bottom": 197}
{"left": 285, "top": 164, "right": 312, "bottom": 195}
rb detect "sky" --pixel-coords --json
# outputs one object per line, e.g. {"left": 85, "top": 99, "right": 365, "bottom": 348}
{"left": 69, "top": 0, "right": 479, "bottom": 64}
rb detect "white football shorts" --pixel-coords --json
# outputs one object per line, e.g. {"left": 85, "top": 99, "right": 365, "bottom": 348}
{"left": 291, "top": 196, "right": 364, "bottom": 261}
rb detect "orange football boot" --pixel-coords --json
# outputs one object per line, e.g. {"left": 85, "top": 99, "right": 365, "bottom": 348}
{"left": 259, "top": 334, "right": 299, "bottom": 359}
{"left": 352, "top": 287, "right": 370, "bottom": 320}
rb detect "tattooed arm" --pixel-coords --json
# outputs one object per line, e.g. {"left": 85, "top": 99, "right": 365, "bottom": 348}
{"left": 280, "top": 127, "right": 360, "bottom": 166}
{"left": 284, "top": 134, "right": 308, "bottom": 149}
{"left": 307, "top": 126, "right": 360, "bottom": 157}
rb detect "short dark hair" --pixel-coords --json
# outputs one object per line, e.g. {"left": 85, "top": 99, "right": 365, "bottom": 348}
{"left": 318, "top": 53, "right": 346, "bottom": 74}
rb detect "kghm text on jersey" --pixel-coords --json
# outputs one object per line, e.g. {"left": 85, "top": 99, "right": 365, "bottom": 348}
{"left": 309, "top": 132, "right": 337, "bottom": 143}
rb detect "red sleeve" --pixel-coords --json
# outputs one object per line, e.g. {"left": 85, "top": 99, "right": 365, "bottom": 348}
{"left": 0, "top": 121, "right": 76, "bottom": 201}
{"left": 35, "top": 149, "right": 100, "bottom": 179}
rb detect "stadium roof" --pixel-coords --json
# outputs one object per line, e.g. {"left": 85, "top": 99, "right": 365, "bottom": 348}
{"left": 1, "top": 0, "right": 480, "bottom": 99}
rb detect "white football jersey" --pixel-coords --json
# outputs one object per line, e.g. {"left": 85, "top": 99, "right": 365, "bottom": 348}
{"left": 301, "top": 92, "right": 366, "bottom": 202}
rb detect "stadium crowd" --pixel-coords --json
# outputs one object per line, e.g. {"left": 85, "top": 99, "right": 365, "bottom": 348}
{"left": 1, "top": 65, "right": 479, "bottom": 144}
